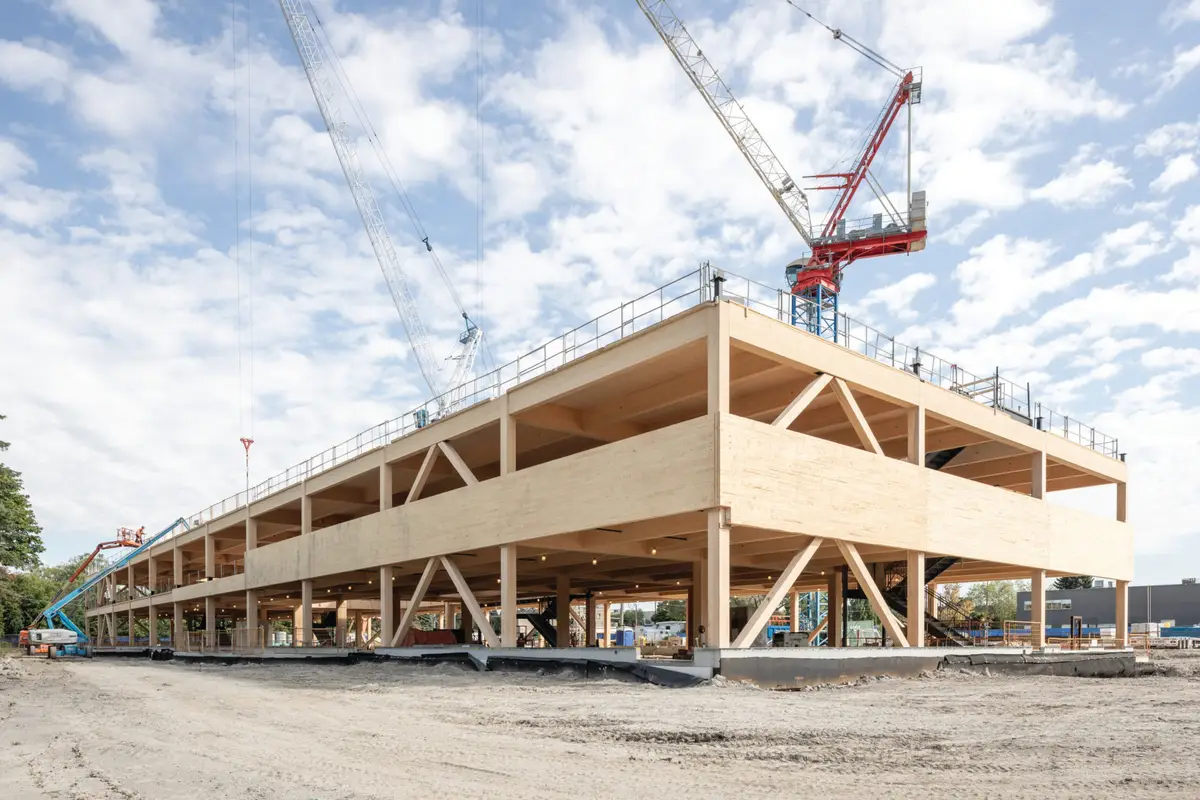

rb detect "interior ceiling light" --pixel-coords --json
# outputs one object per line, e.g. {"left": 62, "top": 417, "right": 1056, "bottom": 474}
{"left": 591, "top": 559, "right": 598, "bottom": 565}
{"left": 650, "top": 548, "right": 657, "bottom": 555}
{"left": 540, "top": 555, "right": 547, "bottom": 561}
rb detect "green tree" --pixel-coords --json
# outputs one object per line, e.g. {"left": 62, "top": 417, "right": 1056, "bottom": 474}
{"left": 0, "top": 415, "right": 45, "bottom": 569}
{"left": 620, "top": 608, "right": 649, "bottom": 627}
{"left": 0, "top": 552, "right": 94, "bottom": 635}
{"left": 652, "top": 600, "right": 686, "bottom": 622}
{"left": 1052, "top": 576, "right": 1095, "bottom": 591}
{"left": 965, "top": 581, "right": 1019, "bottom": 624}
{"left": 847, "top": 598, "right": 878, "bottom": 622}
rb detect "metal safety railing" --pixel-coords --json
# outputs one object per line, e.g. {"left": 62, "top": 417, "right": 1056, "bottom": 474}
{"left": 287, "top": 627, "right": 343, "bottom": 649}
{"left": 161, "top": 264, "right": 1118, "bottom": 540}
{"left": 1002, "top": 620, "right": 1041, "bottom": 647}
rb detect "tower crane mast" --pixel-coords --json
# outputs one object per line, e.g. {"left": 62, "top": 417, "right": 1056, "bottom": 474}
{"left": 636, "top": 0, "right": 927, "bottom": 340}
{"left": 277, "top": 0, "right": 482, "bottom": 414}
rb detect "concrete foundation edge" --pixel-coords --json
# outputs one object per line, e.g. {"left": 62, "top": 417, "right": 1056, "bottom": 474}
{"left": 717, "top": 650, "right": 1139, "bottom": 688}
{"left": 89, "top": 647, "right": 1138, "bottom": 686}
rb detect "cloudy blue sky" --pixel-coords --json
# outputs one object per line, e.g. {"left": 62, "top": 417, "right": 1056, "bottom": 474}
{"left": 2, "top": 0, "right": 1198, "bottom": 583}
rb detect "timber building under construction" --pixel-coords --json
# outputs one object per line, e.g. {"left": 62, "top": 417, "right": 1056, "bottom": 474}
{"left": 82, "top": 268, "right": 1133, "bottom": 682}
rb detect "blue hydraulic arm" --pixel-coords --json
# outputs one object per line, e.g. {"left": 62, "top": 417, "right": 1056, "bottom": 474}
{"left": 41, "top": 517, "right": 190, "bottom": 640}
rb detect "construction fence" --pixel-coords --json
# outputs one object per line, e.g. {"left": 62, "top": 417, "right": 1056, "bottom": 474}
{"left": 176, "top": 627, "right": 352, "bottom": 655}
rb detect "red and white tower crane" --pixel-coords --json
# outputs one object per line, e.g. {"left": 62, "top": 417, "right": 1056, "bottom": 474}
{"left": 636, "top": 0, "right": 927, "bottom": 339}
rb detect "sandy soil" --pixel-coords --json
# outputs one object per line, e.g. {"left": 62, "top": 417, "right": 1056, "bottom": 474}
{"left": 2, "top": 653, "right": 1199, "bottom": 799}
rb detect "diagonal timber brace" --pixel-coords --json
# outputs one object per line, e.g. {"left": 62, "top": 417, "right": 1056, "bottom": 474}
{"left": 733, "top": 537, "right": 823, "bottom": 647}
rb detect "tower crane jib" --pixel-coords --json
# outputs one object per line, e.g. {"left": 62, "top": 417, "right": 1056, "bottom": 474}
{"left": 636, "top": 0, "right": 815, "bottom": 248}
{"left": 277, "top": 0, "right": 482, "bottom": 414}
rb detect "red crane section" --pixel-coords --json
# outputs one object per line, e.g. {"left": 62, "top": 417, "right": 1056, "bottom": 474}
{"left": 790, "top": 70, "right": 927, "bottom": 298}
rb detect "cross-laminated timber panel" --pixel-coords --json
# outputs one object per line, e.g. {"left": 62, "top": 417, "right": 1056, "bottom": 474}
{"left": 243, "top": 416, "right": 718, "bottom": 589}
{"left": 724, "top": 303, "right": 1128, "bottom": 485}
{"left": 718, "top": 414, "right": 1133, "bottom": 581}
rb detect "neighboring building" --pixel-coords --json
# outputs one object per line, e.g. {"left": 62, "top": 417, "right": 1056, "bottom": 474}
{"left": 1017, "top": 582, "right": 1200, "bottom": 628}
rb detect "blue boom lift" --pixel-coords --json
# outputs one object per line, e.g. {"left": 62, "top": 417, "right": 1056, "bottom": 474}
{"left": 22, "top": 518, "right": 190, "bottom": 657}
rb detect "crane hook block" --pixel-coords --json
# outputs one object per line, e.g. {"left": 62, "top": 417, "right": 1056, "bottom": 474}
{"left": 422, "top": 237, "right": 432, "bottom": 252}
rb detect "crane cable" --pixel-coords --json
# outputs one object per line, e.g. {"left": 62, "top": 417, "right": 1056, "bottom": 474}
{"left": 783, "top": 0, "right": 910, "bottom": 229}
{"left": 233, "top": 0, "right": 255, "bottom": 491}
{"left": 233, "top": 0, "right": 243, "bottom": 440}
{"left": 781, "top": 1, "right": 906, "bottom": 78}
{"left": 246, "top": 0, "right": 255, "bottom": 444}
{"left": 475, "top": 0, "right": 483, "bottom": 321}
{"left": 474, "top": 0, "right": 497, "bottom": 371}
{"left": 306, "top": 3, "right": 471, "bottom": 326}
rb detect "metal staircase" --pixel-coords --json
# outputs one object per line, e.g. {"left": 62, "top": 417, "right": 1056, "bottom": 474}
{"left": 518, "top": 611, "right": 558, "bottom": 647}
{"left": 517, "top": 598, "right": 568, "bottom": 647}
{"left": 887, "top": 555, "right": 960, "bottom": 600}
{"left": 845, "top": 555, "right": 975, "bottom": 646}
{"left": 883, "top": 587, "right": 975, "bottom": 647}
{"left": 924, "top": 446, "right": 965, "bottom": 471}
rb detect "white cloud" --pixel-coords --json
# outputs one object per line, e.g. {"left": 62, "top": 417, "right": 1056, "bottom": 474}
{"left": 1135, "top": 118, "right": 1200, "bottom": 157}
{"left": 1156, "top": 43, "right": 1200, "bottom": 96}
{"left": 0, "top": 140, "right": 75, "bottom": 227}
{"left": 1116, "top": 199, "right": 1172, "bottom": 217}
{"left": 0, "top": 41, "right": 71, "bottom": 102}
{"left": 1164, "top": 0, "right": 1200, "bottom": 28}
{"left": 1151, "top": 153, "right": 1200, "bottom": 193}
{"left": 935, "top": 222, "right": 1166, "bottom": 346}
{"left": 1031, "top": 146, "right": 1133, "bottom": 208}
{"left": 1166, "top": 205, "right": 1200, "bottom": 283}
{"left": 937, "top": 210, "right": 992, "bottom": 245}
{"left": 1100, "top": 220, "right": 1170, "bottom": 267}
{"left": 850, "top": 272, "right": 937, "bottom": 322}
{"left": 1142, "top": 346, "right": 1200, "bottom": 370}
{"left": 50, "top": 0, "right": 161, "bottom": 55}
{"left": 1038, "top": 361, "right": 1121, "bottom": 406}
{"left": 0, "top": 140, "right": 35, "bottom": 182}
{"left": 0, "top": 182, "right": 75, "bottom": 228}
{"left": 1173, "top": 204, "right": 1200, "bottom": 245}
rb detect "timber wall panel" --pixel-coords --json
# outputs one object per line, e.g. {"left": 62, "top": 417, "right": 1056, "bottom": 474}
{"left": 718, "top": 415, "right": 1132, "bottom": 580}
{"left": 245, "top": 417, "right": 717, "bottom": 587}
{"left": 727, "top": 307, "right": 1127, "bottom": 484}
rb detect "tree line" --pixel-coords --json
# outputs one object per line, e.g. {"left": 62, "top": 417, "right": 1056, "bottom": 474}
{"left": 0, "top": 413, "right": 54, "bottom": 635}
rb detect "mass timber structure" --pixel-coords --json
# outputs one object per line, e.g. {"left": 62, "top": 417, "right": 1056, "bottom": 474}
{"left": 84, "top": 293, "right": 1132, "bottom": 660}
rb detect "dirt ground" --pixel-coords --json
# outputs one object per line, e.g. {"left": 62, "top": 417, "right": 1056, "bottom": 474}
{"left": 2, "top": 652, "right": 1199, "bottom": 799}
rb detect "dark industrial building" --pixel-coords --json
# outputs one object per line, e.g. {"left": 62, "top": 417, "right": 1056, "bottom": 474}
{"left": 1018, "top": 582, "right": 1200, "bottom": 628}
